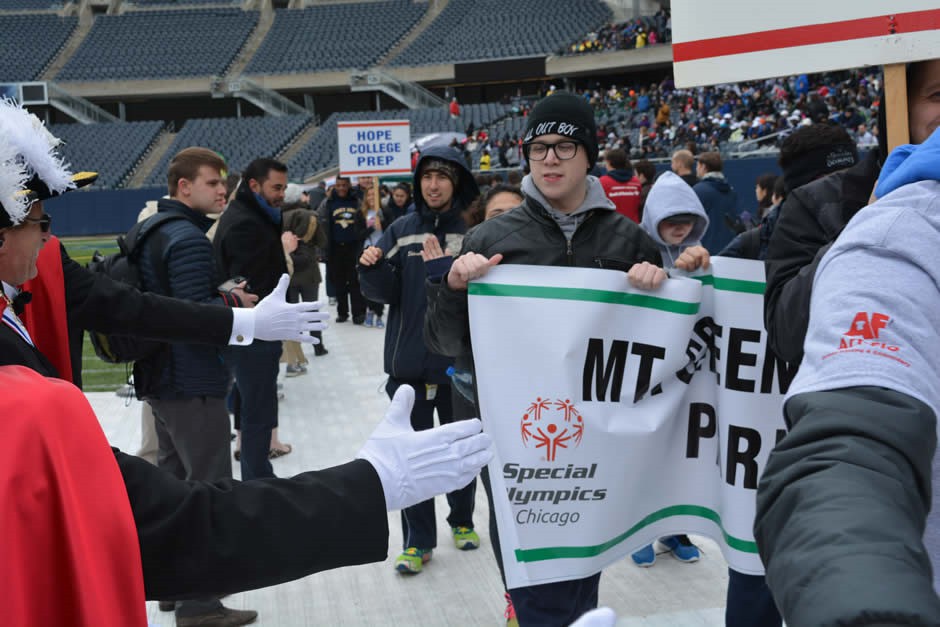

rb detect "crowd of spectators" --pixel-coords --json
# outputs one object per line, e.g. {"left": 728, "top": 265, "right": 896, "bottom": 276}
{"left": 470, "top": 68, "right": 883, "bottom": 164}
{"left": 562, "top": 8, "right": 670, "bottom": 55}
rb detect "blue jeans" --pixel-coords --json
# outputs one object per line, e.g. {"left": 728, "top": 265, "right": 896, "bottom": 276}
{"left": 226, "top": 340, "right": 281, "bottom": 480}
{"left": 726, "top": 568, "right": 781, "bottom": 627}
{"left": 386, "top": 377, "right": 476, "bottom": 549}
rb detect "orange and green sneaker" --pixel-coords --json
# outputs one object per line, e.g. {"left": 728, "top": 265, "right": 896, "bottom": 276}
{"left": 452, "top": 526, "right": 480, "bottom": 550}
{"left": 394, "top": 547, "right": 432, "bottom": 574}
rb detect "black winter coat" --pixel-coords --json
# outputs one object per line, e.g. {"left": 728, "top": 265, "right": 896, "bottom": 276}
{"left": 214, "top": 185, "right": 288, "bottom": 300}
{"left": 763, "top": 152, "right": 879, "bottom": 363}
{"left": 424, "top": 195, "right": 660, "bottom": 393}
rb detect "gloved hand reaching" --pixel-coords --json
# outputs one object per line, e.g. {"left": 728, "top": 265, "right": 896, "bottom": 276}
{"left": 252, "top": 274, "right": 329, "bottom": 343}
{"left": 357, "top": 385, "right": 493, "bottom": 512}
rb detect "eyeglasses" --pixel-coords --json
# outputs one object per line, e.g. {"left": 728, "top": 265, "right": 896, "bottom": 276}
{"left": 525, "top": 141, "right": 579, "bottom": 161}
{"left": 22, "top": 213, "right": 52, "bottom": 233}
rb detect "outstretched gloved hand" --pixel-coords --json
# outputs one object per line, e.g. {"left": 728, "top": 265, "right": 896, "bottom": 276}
{"left": 252, "top": 274, "right": 329, "bottom": 343}
{"left": 357, "top": 385, "right": 493, "bottom": 512}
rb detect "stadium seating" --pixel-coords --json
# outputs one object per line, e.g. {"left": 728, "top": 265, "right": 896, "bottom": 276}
{"left": 0, "top": 13, "right": 77, "bottom": 81}
{"left": 287, "top": 102, "right": 508, "bottom": 179}
{"left": 246, "top": 1, "right": 424, "bottom": 74}
{"left": 145, "top": 114, "right": 311, "bottom": 185}
{"left": 132, "top": 0, "right": 236, "bottom": 5}
{"left": 58, "top": 9, "right": 257, "bottom": 81}
{"left": 391, "top": 0, "right": 610, "bottom": 66}
{"left": 0, "top": 0, "right": 60, "bottom": 9}
{"left": 50, "top": 120, "right": 164, "bottom": 189}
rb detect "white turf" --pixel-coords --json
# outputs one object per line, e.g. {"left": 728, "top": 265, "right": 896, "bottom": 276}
{"left": 87, "top": 293, "right": 729, "bottom": 626}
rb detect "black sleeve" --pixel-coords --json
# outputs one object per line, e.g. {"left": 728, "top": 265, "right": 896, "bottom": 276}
{"left": 755, "top": 387, "right": 940, "bottom": 626}
{"left": 63, "top": 246, "right": 233, "bottom": 345}
{"left": 115, "top": 451, "right": 389, "bottom": 599}
{"left": 423, "top": 235, "right": 474, "bottom": 358}
{"left": 762, "top": 192, "right": 831, "bottom": 363}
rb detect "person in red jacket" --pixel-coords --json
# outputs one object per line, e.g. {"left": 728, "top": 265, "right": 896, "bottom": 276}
{"left": 599, "top": 147, "right": 642, "bottom": 223}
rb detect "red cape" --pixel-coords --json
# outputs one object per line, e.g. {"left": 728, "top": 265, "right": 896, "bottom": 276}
{"left": 0, "top": 366, "right": 146, "bottom": 626}
{"left": 21, "top": 236, "right": 72, "bottom": 382}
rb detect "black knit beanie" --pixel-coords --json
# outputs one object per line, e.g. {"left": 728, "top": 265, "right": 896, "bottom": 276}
{"left": 524, "top": 92, "right": 599, "bottom": 169}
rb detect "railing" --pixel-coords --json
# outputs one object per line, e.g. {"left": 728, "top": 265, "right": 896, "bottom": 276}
{"left": 48, "top": 82, "right": 119, "bottom": 124}
{"left": 350, "top": 68, "right": 445, "bottom": 110}
{"left": 224, "top": 76, "right": 308, "bottom": 117}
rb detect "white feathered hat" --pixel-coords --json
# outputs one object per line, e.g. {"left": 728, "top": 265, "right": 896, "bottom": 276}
{"left": 0, "top": 99, "right": 97, "bottom": 228}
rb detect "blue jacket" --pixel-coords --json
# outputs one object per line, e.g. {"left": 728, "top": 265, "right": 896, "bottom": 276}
{"left": 693, "top": 174, "right": 739, "bottom": 253}
{"left": 138, "top": 199, "right": 231, "bottom": 399}
{"left": 359, "top": 145, "right": 479, "bottom": 384}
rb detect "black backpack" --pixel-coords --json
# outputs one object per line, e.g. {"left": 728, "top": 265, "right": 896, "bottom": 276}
{"left": 87, "top": 212, "right": 187, "bottom": 364}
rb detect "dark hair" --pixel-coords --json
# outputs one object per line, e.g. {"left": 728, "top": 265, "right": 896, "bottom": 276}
{"left": 225, "top": 172, "right": 241, "bottom": 197}
{"left": 633, "top": 159, "right": 656, "bottom": 182}
{"left": 507, "top": 170, "right": 522, "bottom": 185}
{"left": 604, "top": 148, "right": 629, "bottom": 171}
{"left": 778, "top": 123, "right": 853, "bottom": 170}
{"left": 773, "top": 176, "right": 787, "bottom": 203}
{"left": 696, "top": 151, "right": 722, "bottom": 173}
{"left": 243, "top": 158, "right": 287, "bottom": 186}
{"left": 167, "top": 147, "right": 227, "bottom": 196}
{"left": 463, "top": 184, "right": 523, "bottom": 227}
{"left": 756, "top": 173, "right": 778, "bottom": 210}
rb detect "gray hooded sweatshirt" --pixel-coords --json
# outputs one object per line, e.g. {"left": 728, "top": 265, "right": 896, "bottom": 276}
{"left": 639, "top": 170, "right": 709, "bottom": 268}
{"left": 522, "top": 173, "right": 615, "bottom": 239}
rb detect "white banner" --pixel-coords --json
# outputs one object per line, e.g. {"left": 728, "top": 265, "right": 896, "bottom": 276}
{"left": 671, "top": 0, "right": 940, "bottom": 87}
{"left": 337, "top": 120, "right": 411, "bottom": 177}
{"left": 469, "top": 258, "right": 793, "bottom": 589}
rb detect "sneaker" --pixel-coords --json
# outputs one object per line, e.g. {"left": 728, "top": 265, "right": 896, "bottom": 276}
{"left": 352, "top": 315, "right": 366, "bottom": 325}
{"left": 364, "top": 311, "right": 374, "bottom": 327}
{"left": 631, "top": 543, "right": 655, "bottom": 567}
{"left": 504, "top": 593, "right": 518, "bottom": 627}
{"left": 285, "top": 364, "right": 304, "bottom": 378}
{"left": 314, "top": 344, "right": 329, "bottom": 356}
{"left": 158, "top": 600, "right": 176, "bottom": 612}
{"left": 335, "top": 315, "right": 348, "bottom": 323}
{"left": 660, "top": 535, "right": 700, "bottom": 563}
{"left": 452, "top": 526, "right": 480, "bottom": 550}
{"left": 375, "top": 316, "right": 385, "bottom": 329}
{"left": 394, "top": 547, "right": 432, "bottom": 574}
{"left": 176, "top": 606, "right": 258, "bottom": 627}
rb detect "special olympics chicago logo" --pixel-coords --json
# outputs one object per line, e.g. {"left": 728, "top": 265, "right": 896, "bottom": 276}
{"left": 520, "top": 397, "right": 585, "bottom": 462}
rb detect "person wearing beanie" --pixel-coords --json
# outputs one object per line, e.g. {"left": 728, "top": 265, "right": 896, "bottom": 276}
{"left": 359, "top": 145, "right": 483, "bottom": 575}
{"left": 424, "top": 92, "right": 688, "bottom": 626}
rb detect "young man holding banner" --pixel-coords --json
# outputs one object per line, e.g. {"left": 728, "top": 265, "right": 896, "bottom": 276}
{"left": 424, "top": 92, "right": 670, "bottom": 625}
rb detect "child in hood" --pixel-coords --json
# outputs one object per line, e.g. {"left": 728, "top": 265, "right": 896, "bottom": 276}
{"left": 631, "top": 170, "right": 710, "bottom": 567}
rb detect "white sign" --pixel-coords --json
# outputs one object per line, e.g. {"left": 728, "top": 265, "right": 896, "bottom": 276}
{"left": 337, "top": 120, "right": 411, "bottom": 177}
{"left": 672, "top": 1, "right": 940, "bottom": 87}
{"left": 469, "top": 259, "right": 791, "bottom": 588}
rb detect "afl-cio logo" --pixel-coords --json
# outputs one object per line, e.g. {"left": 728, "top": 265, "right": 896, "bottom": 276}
{"left": 520, "top": 397, "right": 585, "bottom": 462}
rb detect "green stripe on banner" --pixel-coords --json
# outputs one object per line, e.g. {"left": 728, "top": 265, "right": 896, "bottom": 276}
{"left": 692, "top": 275, "right": 765, "bottom": 294}
{"left": 469, "top": 283, "right": 699, "bottom": 315}
{"left": 513, "top": 504, "right": 758, "bottom": 563}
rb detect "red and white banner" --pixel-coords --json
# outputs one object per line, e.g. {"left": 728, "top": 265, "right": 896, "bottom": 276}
{"left": 672, "top": 1, "right": 940, "bottom": 87}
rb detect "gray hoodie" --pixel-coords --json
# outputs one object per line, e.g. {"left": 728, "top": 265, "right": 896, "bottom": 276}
{"left": 788, "top": 178, "right": 940, "bottom": 590}
{"left": 522, "top": 173, "right": 615, "bottom": 240}
{"left": 639, "top": 171, "right": 709, "bottom": 268}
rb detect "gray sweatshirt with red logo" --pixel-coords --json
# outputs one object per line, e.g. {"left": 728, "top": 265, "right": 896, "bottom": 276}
{"left": 755, "top": 177, "right": 940, "bottom": 625}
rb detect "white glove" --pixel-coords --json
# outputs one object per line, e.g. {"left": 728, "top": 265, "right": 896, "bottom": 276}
{"left": 252, "top": 274, "right": 329, "bottom": 343}
{"left": 357, "top": 385, "right": 493, "bottom": 512}
{"left": 570, "top": 607, "right": 617, "bottom": 627}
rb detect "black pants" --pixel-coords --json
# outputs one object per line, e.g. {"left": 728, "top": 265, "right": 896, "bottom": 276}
{"left": 386, "top": 377, "right": 476, "bottom": 549}
{"left": 726, "top": 568, "right": 782, "bottom": 627}
{"left": 328, "top": 243, "right": 365, "bottom": 319}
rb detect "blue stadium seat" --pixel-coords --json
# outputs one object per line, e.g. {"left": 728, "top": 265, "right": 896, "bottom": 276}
{"left": 246, "top": 1, "right": 424, "bottom": 74}
{"left": 59, "top": 9, "right": 257, "bottom": 81}
{"left": 144, "top": 114, "right": 311, "bottom": 186}
{"left": 0, "top": 13, "right": 77, "bottom": 81}
{"left": 50, "top": 120, "right": 164, "bottom": 189}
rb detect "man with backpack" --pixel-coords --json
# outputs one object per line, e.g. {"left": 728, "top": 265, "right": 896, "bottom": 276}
{"left": 135, "top": 147, "right": 260, "bottom": 627}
